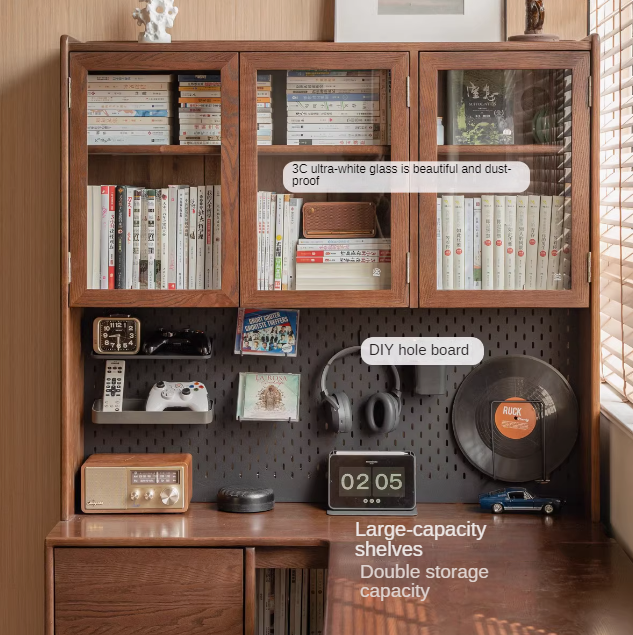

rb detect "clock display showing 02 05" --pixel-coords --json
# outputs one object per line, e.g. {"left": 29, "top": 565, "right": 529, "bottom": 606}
{"left": 339, "top": 467, "right": 404, "bottom": 497}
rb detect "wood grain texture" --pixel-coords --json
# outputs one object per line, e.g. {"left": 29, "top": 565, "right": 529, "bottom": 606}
{"left": 256, "top": 546, "right": 329, "bottom": 569}
{"left": 54, "top": 548, "right": 243, "bottom": 635}
{"left": 244, "top": 548, "right": 256, "bottom": 635}
{"left": 506, "top": 0, "right": 588, "bottom": 41}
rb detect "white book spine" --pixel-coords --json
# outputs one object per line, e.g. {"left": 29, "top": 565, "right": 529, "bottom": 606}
{"left": 140, "top": 190, "right": 148, "bottom": 290}
{"left": 188, "top": 187, "right": 198, "bottom": 290}
{"left": 294, "top": 568, "right": 303, "bottom": 635}
{"left": 561, "top": 197, "right": 572, "bottom": 290}
{"left": 481, "top": 195, "right": 494, "bottom": 290}
{"left": 282, "top": 195, "right": 291, "bottom": 290}
{"left": 100, "top": 187, "right": 109, "bottom": 289}
{"left": 274, "top": 195, "right": 285, "bottom": 290}
{"left": 205, "top": 186, "right": 214, "bottom": 289}
{"left": 547, "top": 195, "right": 565, "bottom": 290}
{"left": 441, "top": 195, "right": 454, "bottom": 290}
{"left": 436, "top": 197, "right": 443, "bottom": 290}
{"left": 132, "top": 190, "right": 141, "bottom": 289}
{"left": 91, "top": 187, "right": 101, "bottom": 290}
{"left": 268, "top": 194, "right": 276, "bottom": 290}
{"left": 289, "top": 198, "right": 302, "bottom": 290}
{"left": 515, "top": 195, "right": 528, "bottom": 290}
{"left": 87, "top": 186, "right": 93, "bottom": 288}
{"left": 196, "top": 186, "right": 206, "bottom": 290}
{"left": 257, "top": 192, "right": 263, "bottom": 290}
{"left": 147, "top": 192, "right": 156, "bottom": 289}
{"left": 493, "top": 195, "right": 505, "bottom": 290}
{"left": 213, "top": 185, "right": 222, "bottom": 289}
{"left": 473, "top": 198, "right": 482, "bottom": 290}
{"left": 154, "top": 190, "right": 162, "bottom": 289}
{"left": 125, "top": 187, "right": 135, "bottom": 289}
{"left": 464, "top": 198, "right": 474, "bottom": 290}
{"left": 504, "top": 196, "right": 517, "bottom": 290}
{"left": 159, "top": 189, "right": 169, "bottom": 290}
{"left": 453, "top": 195, "right": 465, "bottom": 289}
{"left": 264, "top": 194, "right": 272, "bottom": 291}
{"left": 525, "top": 195, "right": 540, "bottom": 290}
{"left": 176, "top": 188, "right": 186, "bottom": 289}
{"left": 167, "top": 186, "right": 178, "bottom": 290}
{"left": 536, "top": 195, "right": 553, "bottom": 290}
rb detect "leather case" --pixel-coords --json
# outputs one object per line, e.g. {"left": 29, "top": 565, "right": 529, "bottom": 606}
{"left": 302, "top": 201, "right": 376, "bottom": 238}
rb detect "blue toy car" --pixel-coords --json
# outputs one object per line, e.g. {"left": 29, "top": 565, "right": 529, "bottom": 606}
{"left": 479, "top": 487, "right": 563, "bottom": 515}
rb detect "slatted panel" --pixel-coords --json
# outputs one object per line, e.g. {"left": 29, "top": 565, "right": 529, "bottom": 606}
{"left": 83, "top": 307, "right": 582, "bottom": 504}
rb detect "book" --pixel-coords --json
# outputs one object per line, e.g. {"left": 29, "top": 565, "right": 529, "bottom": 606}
{"left": 88, "top": 89, "right": 170, "bottom": 98}
{"left": 316, "top": 570, "right": 324, "bottom": 635}
{"left": 146, "top": 190, "right": 156, "bottom": 289}
{"left": 87, "top": 124, "right": 171, "bottom": 132}
{"left": 183, "top": 187, "right": 190, "bottom": 288}
{"left": 297, "top": 238, "right": 391, "bottom": 246}
{"left": 282, "top": 195, "right": 291, "bottom": 289}
{"left": 196, "top": 186, "right": 205, "bottom": 290}
{"left": 132, "top": 190, "right": 142, "bottom": 289}
{"left": 441, "top": 196, "right": 454, "bottom": 290}
{"left": 309, "top": 569, "right": 317, "bottom": 635}
{"left": 289, "top": 569, "right": 297, "bottom": 635}
{"left": 88, "top": 134, "right": 170, "bottom": 145}
{"left": 90, "top": 74, "right": 175, "bottom": 83}
{"left": 188, "top": 187, "right": 198, "bottom": 290}
{"left": 287, "top": 139, "right": 382, "bottom": 146}
{"left": 504, "top": 196, "right": 517, "bottom": 290}
{"left": 453, "top": 195, "right": 465, "bottom": 289}
{"left": 274, "top": 570, "right": 284, "bottom": 635}
{"left": 88, "top": 112, "right": 171, "bottom": 120}
{"left": 301, "top": 569, "right": 309, "bottom": 635}
{"left": 86, "top": 109, "right": 170, "bottom": 117}
{"left": 167, "top": 185, "right": 178, "bottom": 290}
{"left": 236, "top": 372, "right": 301, "bottom": 421}
{"left": 296, "top": 256, "right": 390, "bottom": 263}
{"left": 159, "top": 189, "right": 169, "bottom": 289}
{"left": 234, "top": 309, "right": 300, "bottom": 357}
{"left": 287, "top": 115, "right": 381, "bottom": 123}
{"left": 267, "top": 194, "right": 276, "bottom": 291}
{"left": 536, "top": 195, "right": 553, "bottom": 290}
{"left": 91, "top": 187, "right": 101, "bottom": 289}
{"left": 213, "top": 186, "right": 222, "bottom": 289}
{"left": 87, "top": 82, "right": 173, "bottom": 91}
{"left": 288, "top": 93, "right": 378, "bottom": 102}
{"left": 264, "top": 569, "right": 273, "bottom": 635}
{"left": 473, "top": 197, "right": 482, "bottom": 290}
{"left": 525, "top": 195, "right": 540, "bottom": 290}
{"left": 88, "top": 116, "right": 172, "bottom": 125}
{"left": 493, "top": 195, "right": 505, "bottom": 290}
{"left": 99, "top": 186, "right": 110, "bottom": 289}
{"left": 176, "top": 187, "right": 187, "bottom": 289}
{"left": 87, "top": 95, "right": 171, "bottom": 104}
{"left": 481, "top": 195, "right": 494, "bottom": 290}
{"left": 287, "top": 102, "right": 380, "bottom": 112}
{"left": 257, "top": 192, "right": 264, "bottom": 290}
{"left": 295, "top": 263, "right": 391, "bottom": 290}
{"left": 124, "top": 187, "right": 135, "bottom": 289}
{"left": 114, "top": 186, "right": 126, "bottom": 290}
{"left": 87, "top": 187, "right": 93, "bottom": 287}
{"left": 436, "top": 197, "right": 442, "bottom": 290}
{"left": 288, "top": 198, "right": 303, "bottom": 290}
{"left": 464, "top": 198, "right": 474, "bottom": 290}
{"left": 274, "top": 195, "right": 285, "bottom": 290}
{"left": 287, "top": 131, "right": 380, "bottom": 140}
{"left": 177, "top": 74, "right": 221, "bottom": 82}
{"left": 547, "top": 195, "right": 565, "bottom": 290}
{"left": 515, "top": 195, "right": 528, "bottom": 290}
{"left": 205, "top": 186, "right": 214, "bottom": 289}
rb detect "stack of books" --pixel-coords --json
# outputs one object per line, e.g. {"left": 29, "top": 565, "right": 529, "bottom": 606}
{"left": 436, "top": 194, "right": 569, "bottom": 291}
{"left": 86, "top": 184, "right": 221, "bottom": 290}
{"left": 257, "top": 73, "right": 273, "bottom": 145}
{"left": 256, "top": 568, "right": 327, "bottom": 635}
{"left": 295, "top": 238, "right": 391, "bottom": 290}
{"left": 286, "top": 70, "right": 388, "bottom": 146}
{"left": 87, "top": 74, "right": 174, "bottom": 145}
{"left": 256, "top": 192, "right": 303, "bottom": 290}
{"left": 177, "top": 73, "right": 221, "bottom": 145}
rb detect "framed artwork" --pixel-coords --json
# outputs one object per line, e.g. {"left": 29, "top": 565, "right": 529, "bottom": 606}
{"left": 334, "top": 0, "right": 506, "bottom": 42}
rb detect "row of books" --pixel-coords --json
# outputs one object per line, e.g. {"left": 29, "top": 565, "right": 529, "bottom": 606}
{"left": 87, "top": 74, "right": 175, "bottom": 145}
{"left": 436, "top": 194, "right": 571, "bottom": 291}
{"left": 256, "top": 568, "right": 326, "bottom": 635}
{"left": 86, "top": 185, "right": 221, "bottom": 290}
{"left": 285, "top": 70, "right": 389, "bottom": 146}
{"left": 177, "top": 73, "right": 221, "bottom": 145}
{"left": 257, "top": 74, "right": 274, "bottom": 145}
{"left": 256, "top": 193, "right": 303, "bottom": 290}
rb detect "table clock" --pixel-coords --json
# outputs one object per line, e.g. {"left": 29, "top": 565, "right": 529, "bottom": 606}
{"left": 93, "top": 315, "right": 141, "bottom": 355}
{"left": 327, "top": 451, "right": 417, "bottom": 516}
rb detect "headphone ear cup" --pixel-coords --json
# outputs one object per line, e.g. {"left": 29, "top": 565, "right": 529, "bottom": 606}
{"left": 325, "top": 391, "right": 352, "bottom": 433}
{"left": 365, "top": 392, "right": 400, "bottom": 434}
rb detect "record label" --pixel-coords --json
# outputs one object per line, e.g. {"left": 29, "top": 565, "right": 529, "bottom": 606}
{"left": 494, "top": 398, "right": 536, "bottom": 440}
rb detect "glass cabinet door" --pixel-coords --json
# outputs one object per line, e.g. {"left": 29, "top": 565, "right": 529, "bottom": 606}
{"left": 240, "top": 52, "right": 410, "bottom": 308}
{"left": 68, "top": 52, "right": 239, "bottom": 307}
{"left": 419, "top": 52, "right": 590, "bottom": 308}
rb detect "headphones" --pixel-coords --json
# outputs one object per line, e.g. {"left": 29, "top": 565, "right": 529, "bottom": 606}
{"left": 319, "top": 346, "right": 402, "bottom": 434}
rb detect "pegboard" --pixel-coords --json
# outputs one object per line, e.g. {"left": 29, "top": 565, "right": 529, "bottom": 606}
{"left": 83, "top": 308, "right": 582, "bottom": 504}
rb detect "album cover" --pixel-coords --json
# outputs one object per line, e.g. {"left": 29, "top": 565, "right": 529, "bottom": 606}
{"left": 236, "top": 372, "right": 301, "bottom": 422}
{"left": 234, "top": 308, "right": 300, "bottom": 357}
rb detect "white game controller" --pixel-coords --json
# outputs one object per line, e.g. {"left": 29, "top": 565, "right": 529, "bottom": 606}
{"left": 146, "top": 381, "right": 209, "bottom": 412}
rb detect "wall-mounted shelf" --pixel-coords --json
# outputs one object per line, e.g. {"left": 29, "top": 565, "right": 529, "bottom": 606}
{"left": 92, "top": 398, "right": 214, "bottom": 424}
{"left": 91, "top": 352, "right": 212, "bottom": 360}
{"left": 88, "top": 145, "right": 221, "bottom": 156}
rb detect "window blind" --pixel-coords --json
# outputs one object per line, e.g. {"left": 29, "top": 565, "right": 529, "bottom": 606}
{"left": 591, "top": 0, "right": 633, "bottom": 400}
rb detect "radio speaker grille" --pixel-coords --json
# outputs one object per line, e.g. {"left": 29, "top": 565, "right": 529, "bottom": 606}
{"left": 85, "top": 467, "right": 127, "bottom": 509}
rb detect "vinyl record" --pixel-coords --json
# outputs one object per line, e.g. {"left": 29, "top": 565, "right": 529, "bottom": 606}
{"left": 452, "top": 355, "right": 578, "bottom": 482}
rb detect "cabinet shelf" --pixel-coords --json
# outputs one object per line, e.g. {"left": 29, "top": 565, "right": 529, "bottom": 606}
{"left": 88, "top": 145, "right": 221, "bottom": 156}
{"left": 258, "top": 145, "right": 390, "bottom": 156}
{"left": 71, "top": 289, "right": 237, "bottom": 308}
{"left": 437, "top": 144, "right": 562, "bottom": 157}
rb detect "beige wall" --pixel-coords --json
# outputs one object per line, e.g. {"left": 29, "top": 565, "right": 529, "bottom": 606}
{"left": 0, "top": 2, "right": 588, "bottom": 635}
{"left": 506, "top": 0, "right": 588, "bottom": 40}
{"left": 609, "top": 425, "right": 633, "bottom": 558}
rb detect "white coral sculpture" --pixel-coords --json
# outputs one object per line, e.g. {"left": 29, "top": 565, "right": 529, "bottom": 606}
{"left": 133, "top": 0, "right": 179, "bottom": 43}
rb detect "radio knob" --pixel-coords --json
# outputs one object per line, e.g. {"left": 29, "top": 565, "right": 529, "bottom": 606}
{"left": 160, "top": 487, "right": 179, "bottom": 506}
{"left": 144, "top": 489, "right": 155, "bottom": 501}
{"left": 130, "top": 489, "right": 140, "bottom": 501}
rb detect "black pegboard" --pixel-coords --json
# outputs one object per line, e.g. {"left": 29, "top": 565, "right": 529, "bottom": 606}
{"left": 83, "top": 308, "right": 581, "bottom": 504}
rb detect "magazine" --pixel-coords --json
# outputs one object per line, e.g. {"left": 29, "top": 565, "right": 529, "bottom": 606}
{"left": 234, "top": 308, "right": 299, "bottom": 357}
{"left": 236, "top": 372, "right": 301, "bottom": 422}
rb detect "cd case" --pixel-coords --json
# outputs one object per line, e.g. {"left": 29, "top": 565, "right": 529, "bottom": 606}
{"left": 236, "top": 372, "right": 301, "bottom": 422}
{"left": 234, "top": 308, "right": 299, "bottom": 357}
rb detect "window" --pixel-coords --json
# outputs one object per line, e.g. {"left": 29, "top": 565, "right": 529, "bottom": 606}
{"left": 591, "top": 1, "right": 633, "bottom": 401}
{"left": 508, "top": 491, "right": 525, "bottom": 500}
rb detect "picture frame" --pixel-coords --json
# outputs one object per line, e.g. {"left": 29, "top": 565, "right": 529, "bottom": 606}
{"left": 334, "top": 0, "right": 506, "bottom": 43}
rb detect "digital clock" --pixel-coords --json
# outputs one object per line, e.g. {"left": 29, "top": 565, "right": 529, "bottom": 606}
{"left": 327, "top": 451, "right": 417, "bottom": 516}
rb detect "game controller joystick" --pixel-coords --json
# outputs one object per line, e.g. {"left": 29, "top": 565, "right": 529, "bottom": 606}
{"left": 146, "top": 381, "right": 209, "bottom": 412}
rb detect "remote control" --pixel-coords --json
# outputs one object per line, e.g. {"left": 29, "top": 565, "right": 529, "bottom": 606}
{"left": 103, "top": 360, "right": 125, "bottom": 412}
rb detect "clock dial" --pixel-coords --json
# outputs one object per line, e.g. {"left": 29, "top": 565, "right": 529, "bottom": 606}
{"left": 94, "top": 318, "right": 140, "bottom": 354}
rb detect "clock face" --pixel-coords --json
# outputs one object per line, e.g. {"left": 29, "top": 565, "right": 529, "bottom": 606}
{"left": 96, "top": 319, "right": 140, "bottom": 354}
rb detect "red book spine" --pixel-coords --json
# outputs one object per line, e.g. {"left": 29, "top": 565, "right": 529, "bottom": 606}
{"left": 108, "top": 186, "right": 116, "bottom": 289}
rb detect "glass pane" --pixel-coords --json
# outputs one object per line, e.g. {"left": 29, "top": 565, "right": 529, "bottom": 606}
{"left": 436, "top": 68, "right": 572, "bottom": 291}
{"left": 257, "top": 69, "right": 393, "bottom": 292}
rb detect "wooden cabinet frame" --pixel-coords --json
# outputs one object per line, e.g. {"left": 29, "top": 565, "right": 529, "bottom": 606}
{"left": 239, "top": 52, "right": 410, "bottom": 308}
{"left": 418, "top": 51, "right": 591, "bottom": 308}
{"left": 67, "top": 52, "right": 240, "bottom": 308}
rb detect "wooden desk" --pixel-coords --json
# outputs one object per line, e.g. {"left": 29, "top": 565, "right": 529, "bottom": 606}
{"left": 46, "top": 503, "right": 633, "bottom": 635}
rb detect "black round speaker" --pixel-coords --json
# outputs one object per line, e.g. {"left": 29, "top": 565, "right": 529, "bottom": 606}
{"left": 452, "top": 355, "right": 578, "bottom": 482}
{"left": 217, "top": 486, "right": 275, "bottom": 513}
